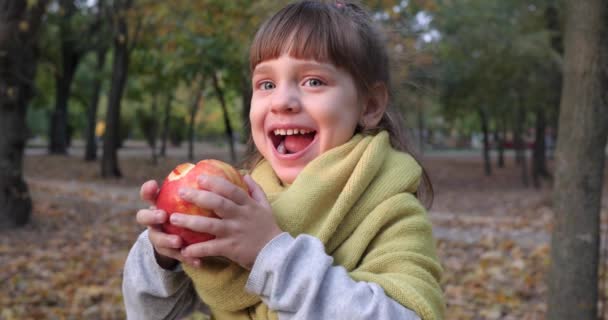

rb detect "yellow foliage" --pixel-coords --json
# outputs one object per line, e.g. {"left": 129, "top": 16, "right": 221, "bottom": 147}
{"left": 19, "top": 21, "right": 29, "bottom": 32}
{"left": 95, "top": 121, "right": 106, "bottom": 137}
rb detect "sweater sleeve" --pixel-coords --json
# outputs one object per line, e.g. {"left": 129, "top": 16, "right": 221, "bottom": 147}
{"left": 245, "top": 232, "right": 421, "bottom": 320}
{"left": 122, "top": 230, "right": 208, "bottom": 320}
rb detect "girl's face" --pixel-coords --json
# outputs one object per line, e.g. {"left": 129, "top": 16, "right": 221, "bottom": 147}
{"left": 250, "top": 54, "right": 364, "bottom": 184}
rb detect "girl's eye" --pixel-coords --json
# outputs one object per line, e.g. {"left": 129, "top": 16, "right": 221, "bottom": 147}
{"left": 304, "top": 78, "right": 325, "bottom": 87}
{"left": 259, "top": 81, "right": 275, "bottom": 90}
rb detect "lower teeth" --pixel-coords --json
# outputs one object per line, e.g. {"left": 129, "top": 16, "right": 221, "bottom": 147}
{"left": 277, "top": 141, "right": 286, "bottom": 154}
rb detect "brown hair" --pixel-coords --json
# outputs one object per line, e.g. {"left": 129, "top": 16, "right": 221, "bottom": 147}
{"left": 243, "top": 0, "right": 433, "bottom": 207}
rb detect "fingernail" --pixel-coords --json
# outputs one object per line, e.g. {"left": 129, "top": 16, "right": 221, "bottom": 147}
{"left": 170, "top": 214, "right": 181, "bottom": 224}
{"left": 198, "top": 175, "right": 207, "bottom": 184}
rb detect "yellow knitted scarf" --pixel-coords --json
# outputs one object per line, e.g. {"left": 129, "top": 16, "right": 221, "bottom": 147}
{"left": 184, "top": 131, "right": 445, "bottom": 320}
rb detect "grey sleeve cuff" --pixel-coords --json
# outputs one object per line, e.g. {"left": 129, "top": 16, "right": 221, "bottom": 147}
{"left": 136, "top": 230, "right": 188, "bottom": 294}
{"left": 245, "top": 232, "right": 302, "bottom": 297}
{"left": 245, "top": 232, "right": 421, "bottom": 320}
{"left": 122, "top": 230, "right": 205, "bottom": 320}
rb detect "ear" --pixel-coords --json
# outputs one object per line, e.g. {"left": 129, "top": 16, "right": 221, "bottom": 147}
{"left": 359, "top": 82, "right": 388, "bottom": 129}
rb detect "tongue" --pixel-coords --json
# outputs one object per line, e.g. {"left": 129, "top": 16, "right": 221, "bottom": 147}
{"left": 284, "top": 133, "right": 314, "bottom": 154}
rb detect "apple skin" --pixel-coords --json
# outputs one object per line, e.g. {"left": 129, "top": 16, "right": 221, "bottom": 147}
{"left": 156, "top": 159, "right": 248, "bottom": 246}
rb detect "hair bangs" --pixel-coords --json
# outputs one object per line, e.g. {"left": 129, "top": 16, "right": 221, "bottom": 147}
{"left": 249, "top": 2, "right": 362, "bottom": 74}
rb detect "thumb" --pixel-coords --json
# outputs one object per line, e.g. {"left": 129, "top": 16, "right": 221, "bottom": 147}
{"left": 140, "top": 180, "right": 159, "bottom": 205}
{"left": 244, "top": 175, "right": 270, "bottom": 208}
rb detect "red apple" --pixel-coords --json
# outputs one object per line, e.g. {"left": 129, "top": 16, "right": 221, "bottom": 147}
{"left": 156, "top": 159, "right": 248, "bottom": 246}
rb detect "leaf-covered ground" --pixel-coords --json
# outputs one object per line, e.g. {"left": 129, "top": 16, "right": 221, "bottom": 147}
{"left": 2, "top": 143, "right": 607, "bottom": 319}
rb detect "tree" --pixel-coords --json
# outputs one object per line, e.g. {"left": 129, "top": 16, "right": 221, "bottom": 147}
{"left": 531, "top": 4, "right": 563, "bottom": 188}
{"left": 152, "top": 0, "right": 260, "bottom": 163}
{"left": 0, "top": 0, "right": 48, "bottom": 227}
{"left": 187, "top": 83, "right": 203, "bottom": 162}
{"left": 83, "top": 2, "right": 112, "bottom": 162}
{"left": 101, "top": 0, "right": 138, "bottom": 177}
{"left": 48, "top": 0, "right": 82, "bottom": 154}
{"left": 546, "top": 0, "right": 608, "bottom": 318}
{"left": 46, "top": 0, "right": 107, "bottom": 155}
{"left": 159, "top": 93, "right": 173, "bottom": 157}
{"left": 84, "top": 46, "right": 108, "bottom": 161}
{"left": 436, "top": 0, "right": 560, "bottom": 181}
{"left": 212, "top": 71, "right": 236, "bottom": 162}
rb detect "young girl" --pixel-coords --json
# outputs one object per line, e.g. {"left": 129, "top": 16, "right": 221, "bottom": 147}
{"left": 123, "top": 1, "right": 444, "bottom": 319}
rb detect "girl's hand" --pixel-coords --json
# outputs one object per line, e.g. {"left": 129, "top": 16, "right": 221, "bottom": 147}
{"left": 172, "top": 174, "right": 282, "bottom": 270}
{"left": 136, "top": 180, "right": 201, "bottom": 269}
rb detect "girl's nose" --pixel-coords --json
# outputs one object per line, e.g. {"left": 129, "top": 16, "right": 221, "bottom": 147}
{"left": 270, "top": 85, "right": 301, "bottom": 114}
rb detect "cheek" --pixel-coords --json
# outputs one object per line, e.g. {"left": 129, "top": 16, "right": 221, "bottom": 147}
{"left": 320, "top": 102, "right": 360, "bottom": 130}
{"left": 248, "top": 103, "right": 268, "bottom": 154}
{"left": 249, "top": 100, "right": 264, "bottom": 130}
{"left": 329, "top": 90, "right": 361, "bottom": 122}
{"left": 316, "top": 110, "right": 358, "bottom": 151}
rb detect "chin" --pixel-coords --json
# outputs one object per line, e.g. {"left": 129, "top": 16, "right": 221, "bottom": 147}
{"left": 273, "top": 164, "right": 303, "bottom": 185}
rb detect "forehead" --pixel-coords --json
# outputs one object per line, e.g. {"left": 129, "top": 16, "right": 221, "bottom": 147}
{"left": 251, "top": 29, "right": 337, "bottom": 72}
{"left": 253, "top": 55, "right": 338, "bottom": 74}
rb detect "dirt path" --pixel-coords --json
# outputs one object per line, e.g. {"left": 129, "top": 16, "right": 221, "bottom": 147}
{"left": 25, "top": 175, "right": 552, "bottom": 250}
{"left": 26, "top": 177, "right": 142, "bottom": 212}
{"left": 430, "top": 212, "right": 551, "bottom": 249}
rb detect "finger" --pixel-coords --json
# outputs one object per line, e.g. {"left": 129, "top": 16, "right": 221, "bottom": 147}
{"left": 197, "top": 175, "right": 250, "bottom": 205}
{"left": 137, "top": 209, "right": 167, "bottom": 226}
{"left": 244, "top": 175, "right": 271, "bottom": 209}
{"left": 184, "top": 258, "right": 202, "bottom": 268}
{"left": 179, "top": 188, "right": 239, "bottom": 218}
{"left": 169, "top": 213, "right": 226, "bottom": 236}
{"left": 148, "top": 227, "right": 183, "bottom": 249}
{"left": 155, "top": 247, "right": 182, "bottom": 261}
{"left": 140, "top": 180, "right": 159, "bottom": 205}
{"left": 181, "top": 239, "right": 226, "bottom": 259}
{"left": 155, "top": 247, "right": 200, "bottom": 267}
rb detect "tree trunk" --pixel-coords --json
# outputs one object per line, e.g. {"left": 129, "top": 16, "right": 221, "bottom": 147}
{"left": 150, "top": 95, "right": 158, "bottom": 165}
{"left": 544, "top": 3, "right": 564, "bottom": 164}
{"left": 212, "top": 72, "right": 236, "bottom": 163}
{"left": 532, "top": 108, "right": 550, "bottom": 188}
{"left": 160, "top": 93, "right": 173, "bottom": 157}
{"left": 495, "top": 129, "right": 505, "bottom": 168}
{"left": 188, "top": 90, "right": 203, "bottom": 162}
{"left": 84, "top": 48, "right": 106, "bottom": 161}
{"left": 101, "top": 15, "right": 129, "bottom": 178}
{"left": 49, "top": 1, "right": 82, "bottom": 154}
{"left": 49, "top": 48, "right": 81, "bottom": 154}
{"left": 479, "top": 108, "right": 491, "bottom": 176}
{"left": 0, "top": 0, "right": 48, "bottom": 228}
{"left": 513, "top": 97, "right": 524, "bottom": 167}
{"left": 514, "top": 103, "right": 529, "bottom": 187}
{"left": 417, "top": 105, "right": 425, "bottom": 154}
{"left": 241, "top": 74, "right": 252, "bottom": 144}
{"left": 498, "top": 119, "right": 507, "bottom": 168}
{"left": 546, "top": 0, "right": 608, "bottom": 318}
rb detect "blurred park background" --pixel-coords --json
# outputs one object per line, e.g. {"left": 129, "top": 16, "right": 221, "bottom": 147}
{"left": 1, "top": 0, "right": 607, "bottom": 319}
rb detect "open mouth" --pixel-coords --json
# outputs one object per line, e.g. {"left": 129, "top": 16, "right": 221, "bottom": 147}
{"left": 270, "top": 128, "right": 317, "bottom": 155}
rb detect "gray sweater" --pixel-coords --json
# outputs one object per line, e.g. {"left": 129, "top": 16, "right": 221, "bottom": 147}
{"left": 122, "top": 230, "right": 421, "bottom": 320}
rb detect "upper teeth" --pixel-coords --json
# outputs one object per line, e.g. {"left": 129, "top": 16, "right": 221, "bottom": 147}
{"left": 273, "top": 129, "right": 313, "bottom": 136}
